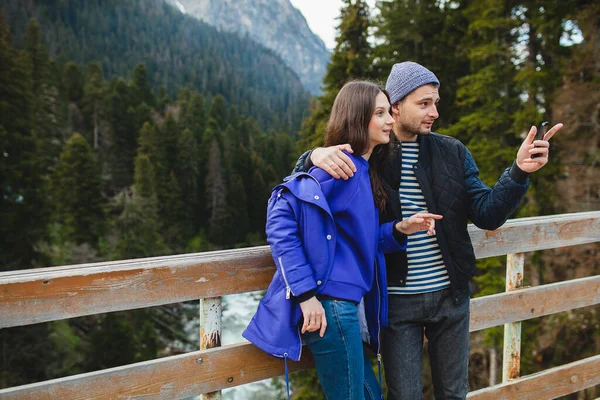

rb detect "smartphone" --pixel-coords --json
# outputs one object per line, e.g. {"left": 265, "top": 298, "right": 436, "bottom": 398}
{"left": 532, "top": 121, "right": 548, "bottom": 158}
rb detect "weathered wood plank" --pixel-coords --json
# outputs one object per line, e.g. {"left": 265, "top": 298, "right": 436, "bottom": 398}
{"left": 0, "top": 247, "right": 275, "bottom": 328}
{"left": 0, "top": 342, "right": 315, "bottom": 400}
{"left": 0, "top": 212, "right": 598, "bottom": 329}
{"left": 467, "top": 354, "right": 600, "bottom": 399}
{"left": 470, "top": 275, "right": 600, "bottom": 332}
{"left": 469, "top": 211, "right": 600, "bottom": 259}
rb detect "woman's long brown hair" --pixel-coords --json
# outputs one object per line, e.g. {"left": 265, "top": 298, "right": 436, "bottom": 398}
{"left": 324, "top": 81, "right": 392, "bottom": 209}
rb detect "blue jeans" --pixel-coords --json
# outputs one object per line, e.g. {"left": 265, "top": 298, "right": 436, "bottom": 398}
{"left": 302, "top": 300, "right": 381, "bottom": 400}
{"left": 382, "top": 288, "right": 470, "bottom": 400}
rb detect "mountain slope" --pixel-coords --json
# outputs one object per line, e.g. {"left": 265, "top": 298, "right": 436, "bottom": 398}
{"left": 1, "top": 0, "right": 310, "bottom": 130}
{"left": 176, "top": 0, "right": 330, "bottom": 94}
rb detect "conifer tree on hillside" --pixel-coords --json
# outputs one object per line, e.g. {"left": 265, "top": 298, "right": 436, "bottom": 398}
{"left": 106, "top": 77, "right": 138, "bottom": 194}
{"left": 444, "top": 0, "right": 520, "bottom": 178}
{"left": 62, "top": 61, "right": 83, "bottom": 104}
{"left": 0, "top": 12, "right": 48, "bottom": 271}
{"left": 180, "top": 92, "right": 207, "bottom": 232}
{"left": 176, "top": 127, "right": 199, "bottom": 237}
{"left": 62, "top": 62, "right": 86, "bottom": 140}
{"left": 111, "top": 124, "right": 167, "bottom": 260}
{"left": 205, "top": 139, "right": 229, "bottom": 245}
{"left": 23, "top": 18, "right": 63, "bottom": 170}
{"left": 510, "top": 1, "right": 581, "bottom": 218}
{"left": 299, "top": 0, "right": 372, "bottom": 149}
{"left": 162, "top": 114, "right": 180, "bottom": 177}
{"left": 373, "top": 0, "right": 469, "bottom": 129}
{"left": 201, "top": 95, "right": 230, "bottom": 244}
{"left": 82, "top": 62, "right": 105, "bottom": 149}
{"left": 52, "top": 133, "right": 106, "bottom": 246}
{"left": 222, "top": 123, "right": 249, "bottom": 244}
{"left": 131, "top": 63, "right": 155, "bottom": 108}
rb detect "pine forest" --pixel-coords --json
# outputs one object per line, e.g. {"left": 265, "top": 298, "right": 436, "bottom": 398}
{"left": 0, "top": 0, "right": 598, "bottom": 398}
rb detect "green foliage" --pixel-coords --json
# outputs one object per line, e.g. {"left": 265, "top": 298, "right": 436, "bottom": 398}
{"left": 62, "top": 61, "right": 83, "bottom": 103}
{"left": 291, "top": 370, "right": 326, "bottom": 400}
{"left": 52, "top": 133, "right": 106, "bottom": 246}
{"left": 110, "top": 189, "right": 168, "bottom": 260}
{"left": 372, "top": 0, "right": 470, "bottom": 129}
{"left": 2, "top": 0, "right": 310, "bottom": 131}
{"left": 299, "top": 0, "right": 372, "bottom": 149}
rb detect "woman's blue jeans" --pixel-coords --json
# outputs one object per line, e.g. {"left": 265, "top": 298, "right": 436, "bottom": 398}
{"left": 301, "top": 300, "right": 380, "bottom": 400}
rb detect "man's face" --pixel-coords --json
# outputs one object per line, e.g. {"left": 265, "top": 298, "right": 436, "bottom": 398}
{"left": 391, "top": 84, "right": 440, "bottom": 141}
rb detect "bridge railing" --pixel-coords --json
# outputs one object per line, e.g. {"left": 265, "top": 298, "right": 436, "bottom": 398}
{"left": 0, "top": 211, "right": 599, "bottom": 399}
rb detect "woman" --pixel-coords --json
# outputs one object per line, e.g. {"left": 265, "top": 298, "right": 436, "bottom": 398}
{"left": 243, "top": 81, "right": 442, "bottom": 399}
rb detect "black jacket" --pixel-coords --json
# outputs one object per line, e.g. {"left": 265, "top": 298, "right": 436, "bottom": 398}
{"left": 295, "top": 133, "right": 530, "bottom": 304}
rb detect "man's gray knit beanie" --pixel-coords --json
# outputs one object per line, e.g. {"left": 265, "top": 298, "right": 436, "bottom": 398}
{"left": 385, "top": 61, "right": 440, "bottom": 104}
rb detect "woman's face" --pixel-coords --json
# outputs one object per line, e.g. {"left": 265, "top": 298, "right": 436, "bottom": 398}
{"left": 368, "top": 92, "right": 394, "bottom": 149}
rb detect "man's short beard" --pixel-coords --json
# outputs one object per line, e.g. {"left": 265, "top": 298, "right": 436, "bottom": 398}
{"left": 400, "top": 122, "right": 431, "bottom": 137}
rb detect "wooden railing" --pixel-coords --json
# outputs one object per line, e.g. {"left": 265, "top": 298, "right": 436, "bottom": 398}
{"left": 0, "top": 211, "right": 599, "bottom": 399}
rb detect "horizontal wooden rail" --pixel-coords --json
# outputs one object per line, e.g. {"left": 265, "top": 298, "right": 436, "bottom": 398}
{"left": 1, "top": 211, "right": 599, "bottom": 329}
{"left": 0, "top": 342, "right": 314, "bottom": 400}
{"left": 469, "top": 275, "right": 600, "bottom": 332}
{"left": 2, "top": 277, "right": 598, "bottom": 399}
{"left": 0, "top": 246, "right": 274, "bottom": 328}
{"left": 467, "top": 354, "right": 600, "bottom": 399}
{"left": 468, "top": 211, "right": 600, "bottom": 259}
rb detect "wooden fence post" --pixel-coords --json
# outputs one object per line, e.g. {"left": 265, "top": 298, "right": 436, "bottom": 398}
{"left": 200, "top": 297, "right": 222, "bottom": 400}
{"left": 502, "top": 253, "right": 524, "bottom": 382}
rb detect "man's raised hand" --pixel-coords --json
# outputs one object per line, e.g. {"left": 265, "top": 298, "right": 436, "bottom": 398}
{"left": 516, "top": 123, "right": 563, "bottom": 173}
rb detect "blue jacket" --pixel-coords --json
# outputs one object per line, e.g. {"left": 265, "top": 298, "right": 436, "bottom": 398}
{"left": 243, "top": 171, "right": 406, "bottom": 361}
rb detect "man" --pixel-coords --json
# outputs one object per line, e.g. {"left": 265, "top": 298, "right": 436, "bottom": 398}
{"left": 294, "top": 62, "right": 562, "bottom": 399}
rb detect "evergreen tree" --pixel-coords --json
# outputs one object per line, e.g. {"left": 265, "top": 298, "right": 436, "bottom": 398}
{"left": 82, "top": 62, "right": 105, "bottom": 149}
{"left": 111, "top": 123, "right": 167, "bottom": 260}
{"left": 181, "top": 92, "right": 207, "bottom": 231}
{"left": 444, "top": 0, "right": 520, "bottom": 167}
{"left": 105, "top": 77, "right": 137, "bottom": 193}
{"left": 62, "top": 61, "right": 83, "bottom": 104}
{"left": 52, "top": 133, "right": 105, "bottom": 246}
{"left": 205, "top": 139, "right": 229, "bottom": 245}
{"left": 111, "top": 188, "right": 167, "bottom": 260}
{"left": 162, "top": 113, "right": 179, "bottom": 175}
{"left": 133, "top": 154, "right": 156, "bottom": 199}
{"left": 372, "top": 0, "right": 470, "bottom": 129}
{"left": 176, "top": 128, "right": 199, "bottom": 238}
{"left": 23, "top": 18, "right": 63, "bottom": 170}
{"left": 299, "top": 0, "right": 372, "bottom": 148}
{"left": 130, "top": 63, "right": 155, "bottom": 108}
{"left": 222, "top": 124, "right": 249, "bottom": 244}
{"left": 162, "top": 170, "right": 186, "bottom": 250}
{"left": 0, "top": 11, "right": 48, "bottom": 271}
{"left": 86, "top": 312, "right": 137, "bottom": 371}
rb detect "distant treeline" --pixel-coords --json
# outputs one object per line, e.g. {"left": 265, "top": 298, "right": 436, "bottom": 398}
{"left": 2, "top": 0, "right": 311, "bottom": 131}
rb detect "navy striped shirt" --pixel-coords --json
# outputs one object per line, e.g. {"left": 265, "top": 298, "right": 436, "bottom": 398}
{"left": 388, "top": 142, "right": 451, "bottom": 295}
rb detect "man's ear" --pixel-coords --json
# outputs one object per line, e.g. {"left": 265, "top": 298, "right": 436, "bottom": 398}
{"left": 391, "top": 103, "right": 401, "bottom": 117}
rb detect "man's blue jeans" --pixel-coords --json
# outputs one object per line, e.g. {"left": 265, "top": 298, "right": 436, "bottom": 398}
{"left": 382, "top": 288, "right": 470, "bottom": 400}
{"left": 302, "top": 300, "right": 381, "bottom": 400}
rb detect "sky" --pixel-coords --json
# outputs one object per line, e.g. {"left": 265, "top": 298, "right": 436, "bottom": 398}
{"left": 289, "top": 0, "right": 376, "bottom": 50}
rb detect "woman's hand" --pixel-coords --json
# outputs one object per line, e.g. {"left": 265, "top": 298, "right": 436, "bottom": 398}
{"left": 300, "top": 296, "right": 327, "bottom": 337}
{"left": 396, "top": 212, "right": 443, "bottom": 236}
